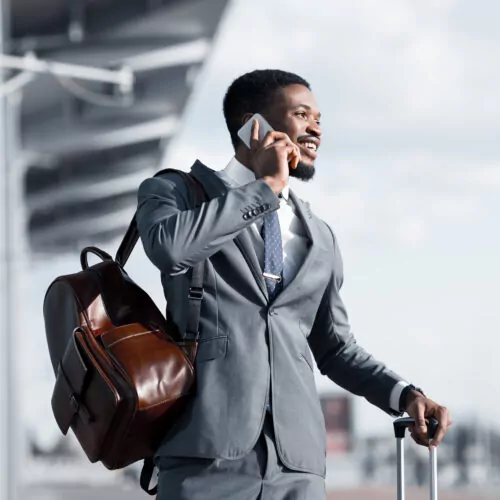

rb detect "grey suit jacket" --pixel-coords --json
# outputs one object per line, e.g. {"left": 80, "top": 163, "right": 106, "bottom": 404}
{"left": 136, "top": 160, "right": 403, "bottom": 477}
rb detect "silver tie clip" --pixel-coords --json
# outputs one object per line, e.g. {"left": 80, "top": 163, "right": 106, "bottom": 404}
{"left": 263, "top": 272, "right": 282, "bottom": 282}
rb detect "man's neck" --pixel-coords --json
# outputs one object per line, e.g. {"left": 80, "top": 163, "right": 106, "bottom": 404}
{"left": 234, "top": 149, "right": 254, "bottom": 174}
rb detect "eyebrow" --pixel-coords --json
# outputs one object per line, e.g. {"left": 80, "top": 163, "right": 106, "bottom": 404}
{"left": 292, "top": 104, "right": 321, "bottom": 118}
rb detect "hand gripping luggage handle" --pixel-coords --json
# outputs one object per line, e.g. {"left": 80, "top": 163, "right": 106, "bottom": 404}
{"left": 393, "top": 417, "right": 439, "bottom": 500}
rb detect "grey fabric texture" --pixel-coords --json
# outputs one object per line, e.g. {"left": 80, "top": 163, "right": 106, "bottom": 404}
{"left": 156, "top": 416, "right": 326, "bottom": 500}
{"left": 136, "top": 160, "right": 404, "bottom": 478}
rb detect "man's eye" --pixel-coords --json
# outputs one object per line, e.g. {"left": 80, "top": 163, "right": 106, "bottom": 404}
{"left": 296, "top": 111, "right": 307, "bottom": 118}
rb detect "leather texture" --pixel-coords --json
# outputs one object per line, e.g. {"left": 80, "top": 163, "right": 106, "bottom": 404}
{"left": 44, "top": 170, "right": 204, "bottom": 470}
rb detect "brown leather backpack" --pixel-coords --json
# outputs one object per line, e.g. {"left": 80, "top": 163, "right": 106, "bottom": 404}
{"left": 44, "top": 169, "right": 206, "bottom": 493}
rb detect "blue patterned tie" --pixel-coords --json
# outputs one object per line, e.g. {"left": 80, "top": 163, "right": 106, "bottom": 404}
{"left": 262, "top": 209, "right": 284, "bottom": 300}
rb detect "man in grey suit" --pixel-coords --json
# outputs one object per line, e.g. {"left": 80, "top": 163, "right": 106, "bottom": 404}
{"left": 136, "top": 69, "right": 451, "bottom": 499}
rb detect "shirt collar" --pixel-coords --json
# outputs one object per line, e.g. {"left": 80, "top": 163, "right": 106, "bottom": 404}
{"left": 222, "top": 157, "right": 289, "bottom": 200}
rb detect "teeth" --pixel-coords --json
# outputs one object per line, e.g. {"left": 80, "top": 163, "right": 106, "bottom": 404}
{"left": 302, "top": 142, "right": 317, "bottom": 152}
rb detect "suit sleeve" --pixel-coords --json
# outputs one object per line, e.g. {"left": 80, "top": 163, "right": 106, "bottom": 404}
{"left": 136, "top": 173, "right": 279, "bottom": 276}
{"left": 307, "top": 226, "right": 404, "bottom": 416}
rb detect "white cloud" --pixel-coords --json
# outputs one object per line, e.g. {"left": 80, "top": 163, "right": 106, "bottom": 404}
{"left": 461, "top": 164, "right": 500, "bottom": 189}
{"left": 397, "top": 215, "right": 428, "bottom": 247}
{"left": 160, "top": 0, "right": 500, "bottom": 430}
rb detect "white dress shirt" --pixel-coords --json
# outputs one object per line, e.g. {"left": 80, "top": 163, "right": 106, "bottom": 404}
{"left": 217, "top": 157, "right": 408, "bottom": 413}
{"left": 218, "top": 157, "right": 309, "bottom": 287}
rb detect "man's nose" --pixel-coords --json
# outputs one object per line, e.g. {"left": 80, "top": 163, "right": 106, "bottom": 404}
{"left": 307, "top": 119, "right": 322, "bottom": 138}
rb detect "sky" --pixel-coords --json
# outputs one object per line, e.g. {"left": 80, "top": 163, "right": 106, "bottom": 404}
{"left": 24, "top": 0, "right": 500, "bottom": 444}
{"left": 160, "top": 0, "right": 500, "bottom": 434}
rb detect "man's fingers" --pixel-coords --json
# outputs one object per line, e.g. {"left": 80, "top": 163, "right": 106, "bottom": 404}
{"left": 265, "top": 139, "right": 299, "bottom": 156}
{"left": 416, "top": 413, "right": 428, "bottom": 437}
{"left": 290, "top": 148, "right": 300, "bottom": 169}
{"left": 284, "top": 143, "right": 301, "bottom": 166}
{"left": 261, "top": 130, "right": 292, "bottom": 148}
{"left": 292, "top": 145, "right": 301, "bottom": 169}
{"left": 263, "top": 135, "right": 298, "bottom": 157}
{"left": 431, "top": 423, "right": 446, "bottom": 448}
{"left": 250, "top": 118, "right": 260, "bottom": 150}
{"left": 430, "top": 408, "right": 451, "bottom": 448}
{"left": 409, "top": 402, "right": 430, "bottom": 446}
{"left": 431, "top": 417, "right": 447, "bottom": 447}
{"left": 261, "top": 139, "right": 291, "bottom": 152}
{"left": 410, "top": 430, "right": 428, "bottom": 446}
{"left": 284, "top": 144, "right": 301, "bottom": 164}
{"left": 410, "top": 424, "right": 429, "bottom": 446}
{"left": 406, "top": 396, "right": 452, "bottom": 449}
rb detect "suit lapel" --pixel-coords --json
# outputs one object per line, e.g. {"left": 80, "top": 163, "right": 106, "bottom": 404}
{"left": 190, "top": 160, "right": 269, "bottom": 301}
{"left": 273, "top": 190, "right": 325, "bottom": 306}
{"left": 289, "top": 190, "right": 314, "bottom": 241}
{"left": 234, "top": 231, "right": 269, "bottom": 300}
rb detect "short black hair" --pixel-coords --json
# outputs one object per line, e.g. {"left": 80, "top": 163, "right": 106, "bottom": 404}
{"left": 223, "top": 69, "right": 311, "bottom": 149}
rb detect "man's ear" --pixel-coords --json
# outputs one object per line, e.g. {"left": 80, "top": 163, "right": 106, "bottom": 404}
{"left": 241, "top": 113, "right": 254, "bottom": 126}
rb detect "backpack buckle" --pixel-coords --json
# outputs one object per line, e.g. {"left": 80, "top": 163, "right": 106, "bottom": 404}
{"left": 188, "top": 287, "right": 203, "bottom": 300}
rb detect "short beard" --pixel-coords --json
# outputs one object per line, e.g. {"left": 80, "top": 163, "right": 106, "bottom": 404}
{"left": 289, "top": 161, "right": 315, "bottom": 181}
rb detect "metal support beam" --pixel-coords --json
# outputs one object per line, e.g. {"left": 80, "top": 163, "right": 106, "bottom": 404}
{"left": 0, "top": 69, "right": 35, "bottom": 98}
{"left": 0, "top": 1, "right": 20, "bottom": 497}
{"left": 123, "top": 37, "right": 210, "bottom": 72}
{"left": 0, "top": 52, "right": 133, "bottom": 93}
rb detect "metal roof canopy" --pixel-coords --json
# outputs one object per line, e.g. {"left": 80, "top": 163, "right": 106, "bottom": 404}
{"left": 10, "top": 0, "right": 221, "bottom": 42}
{"left": 4, "top": 0, "right": 229, "bottom": 253}
{"left": 1, "top": 3, "right": 229, "bottom": 498}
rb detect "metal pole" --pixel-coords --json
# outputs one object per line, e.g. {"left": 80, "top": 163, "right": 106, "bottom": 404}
{"left": 396, "top": 438, "right": 405, "bottom": 500}
{"left": 0, "top": 1, "right": 19, "bottom": 498}
{"left": 0, "top": 52, "right": 133, "bottom": 87}
{"left": 430, "top": 446, "right": 438, "bottom": 500}
{"left": 0, "top": 70, "right": 35, "bottom": 98}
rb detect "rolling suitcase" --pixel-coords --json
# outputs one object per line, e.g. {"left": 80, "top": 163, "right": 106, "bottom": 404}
{"left": 393, "top": 417, "right": 440, "bottom": 500}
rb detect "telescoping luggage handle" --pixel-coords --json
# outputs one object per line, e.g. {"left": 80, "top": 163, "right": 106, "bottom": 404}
{"left": 393, "top": 417, "right": 439, "bottom": 500}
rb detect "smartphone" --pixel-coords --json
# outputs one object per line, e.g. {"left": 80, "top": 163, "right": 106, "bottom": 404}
{"left": 237, "top": 113, "right": 274, "bottom": 149}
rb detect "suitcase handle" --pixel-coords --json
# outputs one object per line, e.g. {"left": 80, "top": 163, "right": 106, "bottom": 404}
{"left": 393, "top": 416, "right": 439, "bottom": 439}
{"left": 393, "top": 417, "right": 439, "bottom": 500}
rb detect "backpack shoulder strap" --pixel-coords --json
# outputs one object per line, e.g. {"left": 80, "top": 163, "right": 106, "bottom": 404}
{"left": 115, "top": 168, "right": 205, "bottom": 267}
{"left": 137, "top": 169, "right": 208, "bottom": 496}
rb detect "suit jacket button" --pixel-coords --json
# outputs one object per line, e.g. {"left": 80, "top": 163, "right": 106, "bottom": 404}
{"left": 252, "top": 209, "right": 259, "bottom": 216}
{"left": 243, "top": 213, "right": 250, "bottom": 220}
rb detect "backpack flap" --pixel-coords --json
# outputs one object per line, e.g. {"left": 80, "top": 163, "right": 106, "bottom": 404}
{"left": 51, "top": 331, "right": 92, "bottom": 434}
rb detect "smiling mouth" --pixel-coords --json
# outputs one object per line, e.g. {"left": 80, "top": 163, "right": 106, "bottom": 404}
{"left": 301, "top": 141, "right": 317, "bottom": 152}
{"left": 297, "top": 137, "right": 320, "bottom": 157}
{"left": 298, "top": 141, "right": 319, "bottom": 159}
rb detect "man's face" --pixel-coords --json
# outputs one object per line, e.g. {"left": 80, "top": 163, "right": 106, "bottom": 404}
{"left": 264, "top": 84, "right": 322, "bottom": 181}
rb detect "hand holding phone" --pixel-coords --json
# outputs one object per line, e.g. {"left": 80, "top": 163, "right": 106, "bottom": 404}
{"left": 237, "top": 113, "right": 274, "bottom": 148}
{"left": 236, "top": 114, "right": 301, "bottom": 194}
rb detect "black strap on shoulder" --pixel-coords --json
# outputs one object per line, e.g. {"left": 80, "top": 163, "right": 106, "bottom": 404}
{"left": 116, "top": 167, "right": 208, "bottom": 341}
{"left": 125, "top": 169, "right": 207, "bottom": 496}
{"left": 174, "top": 171, "right": 207, "bottom": 342}
{"left": 116, "top": 168, "right": 194, "bottom": 268}
{"left": 140, "top": 457, "right": 157, "bottom": 495}
{"left": 184, "top": 257, "right": 205, "bottom": 342}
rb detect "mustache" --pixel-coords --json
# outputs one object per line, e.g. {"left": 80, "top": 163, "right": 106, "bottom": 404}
{"left": 297, "top": 134, "right": 319, "bottom": 142}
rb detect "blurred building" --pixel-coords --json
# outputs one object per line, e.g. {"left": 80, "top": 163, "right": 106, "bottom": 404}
{"left": 6, "top": 0, "right": 227, "bottom": 254}
{"left": 0, "top": 0, "right": 229, "bottom": 497}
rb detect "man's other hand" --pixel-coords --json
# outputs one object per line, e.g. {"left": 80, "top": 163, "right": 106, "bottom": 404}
{"left": 405, "top": 391, "right": 452, "bottom": 448}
